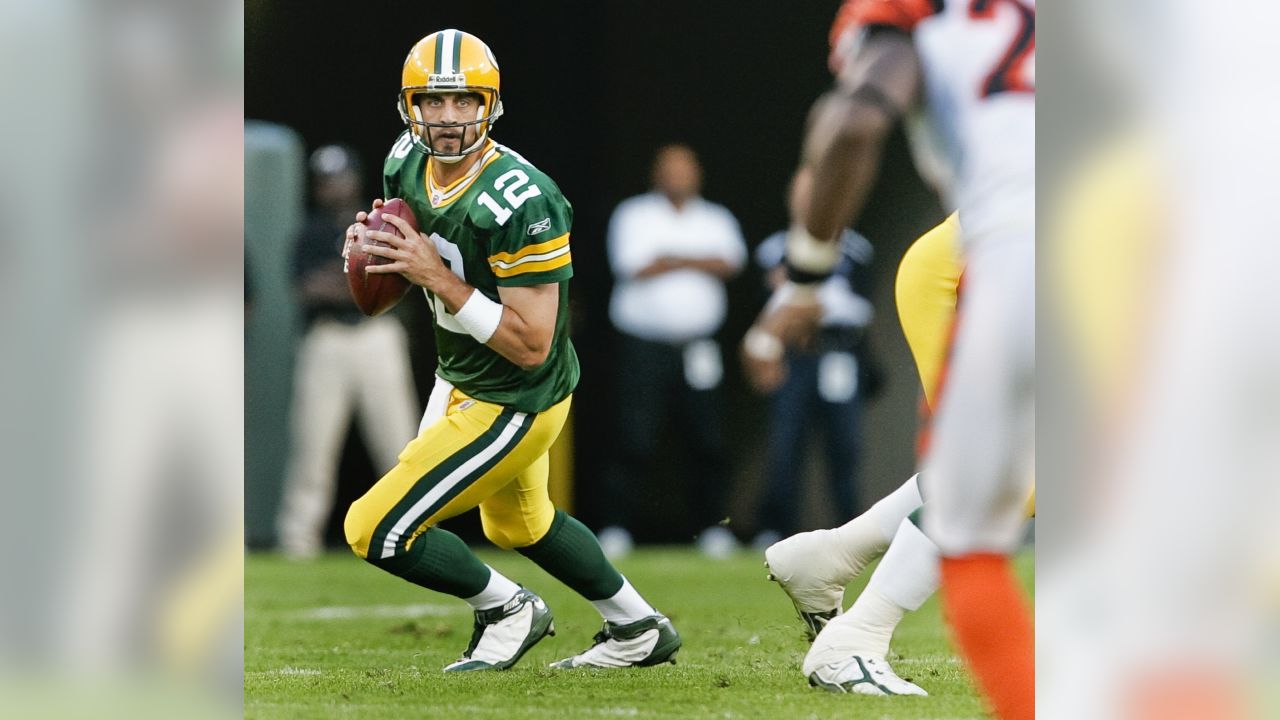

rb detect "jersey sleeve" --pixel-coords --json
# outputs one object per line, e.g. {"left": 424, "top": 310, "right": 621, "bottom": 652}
{"left": 382, "top": 131, "right": 412, "bottom": 200}
{"left": 831, "top": 0, "right": 938, "bottom": 43}
{"left": 829, "top": 0, "right": 936, "bottom": 75}
{"left": 485, "top": 178, "right": 574, "bottom": 287}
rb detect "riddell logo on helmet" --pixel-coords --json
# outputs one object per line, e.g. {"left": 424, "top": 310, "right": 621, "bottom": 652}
{"left": 428, "top": 74, "right": 467, "bottom": 86}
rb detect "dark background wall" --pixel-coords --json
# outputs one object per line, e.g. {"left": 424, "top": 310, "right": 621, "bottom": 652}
{"left": 246, "top": 0, "right": 945, "bottom": 545}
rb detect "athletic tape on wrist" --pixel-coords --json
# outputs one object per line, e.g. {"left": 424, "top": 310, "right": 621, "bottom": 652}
{"left": 785, "top": 226, "right": 839, "bottom": 282}
{"left": 454, "top": 289, "right": 503, "bottom": 344}
{"left": 743, "top": 328, "right": 785, "bottom": 362}
{"left": 765, "top": 281, "right": 822, "bottom": 315}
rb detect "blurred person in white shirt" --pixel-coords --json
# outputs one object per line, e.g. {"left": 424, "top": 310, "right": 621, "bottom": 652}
{"left": 600, "top": 144, "right": 747, "bottom": 558}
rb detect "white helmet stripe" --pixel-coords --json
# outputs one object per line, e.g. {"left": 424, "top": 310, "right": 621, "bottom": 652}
{"left": 439, "top": 30, "right": 457, "bottom": 74}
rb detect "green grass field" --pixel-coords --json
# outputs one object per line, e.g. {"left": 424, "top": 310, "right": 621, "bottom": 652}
{"left": 246, "top": 547, "right": 1033, "bottom": 719}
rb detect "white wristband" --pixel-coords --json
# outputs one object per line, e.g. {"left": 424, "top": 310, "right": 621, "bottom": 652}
{"left": 765, "top": 280, "right": 821, "bottom": 314}
{"left": 454, "top": 289, "right": 504, "bottom": 344}
{"left": 743, "top": 328, "right": 785, "bottom": 362}
{"left": 785, "top": 226, "right": 840, "bottom": 274}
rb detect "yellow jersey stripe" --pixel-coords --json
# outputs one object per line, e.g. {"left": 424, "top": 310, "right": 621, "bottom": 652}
{"left": 490, "top": 244, "right": 571, "bottom": 270}
{"left": 487, "top": 233, "right": 570, "bottom": 265}
{"left": 491, "top": 252, "right": 572, "bottom": 278}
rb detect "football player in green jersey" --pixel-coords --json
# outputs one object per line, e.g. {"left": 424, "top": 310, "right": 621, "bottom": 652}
{"left": 341, "top": 29, "right": 681, "bottom": 672}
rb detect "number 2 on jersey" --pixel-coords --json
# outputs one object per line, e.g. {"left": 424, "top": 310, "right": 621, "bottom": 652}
{"left": 969, "top": 0, "right": 1035, "bottom": 98}
{"left": 426, "top": 232, "right": 470, "bottom": 334}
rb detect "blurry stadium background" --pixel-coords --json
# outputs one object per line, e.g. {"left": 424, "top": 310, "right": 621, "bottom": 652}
{"left": 245, "top": 0, "right": 946, "bottom": 549}
{"left": 2, "top": 0, "right": 1274, "bottom": 717}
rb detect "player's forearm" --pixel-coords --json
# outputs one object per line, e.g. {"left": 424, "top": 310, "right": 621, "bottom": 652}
{"left": 485, "top": 309, "right": 553, "bottom": 370}
{"left": 800, "top": 91, "right": 892, "bottom": 241}
{"left": 801, "top": 29, "right": 920, "bottom": 242}
{"left": 440, "top": 279, "right": 557, "bottom": 370}
{"left": 438, "top": 279, "right": 552, "bottom": 369}
{"left": 429, "top": 272, "right": 476, "bottom": 314}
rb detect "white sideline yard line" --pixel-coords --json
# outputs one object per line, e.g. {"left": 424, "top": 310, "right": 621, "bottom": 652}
{"left": 893, "top": 655, "right": 962, "bottom": 665}
{"left": 279, "top": 602, "right": 467, "bottom": 621}
{"left": 250, "top": 666, "right": 322, "bottom": 676}
{"left": 247, "top": 703, "right": 657, "bottom": 718}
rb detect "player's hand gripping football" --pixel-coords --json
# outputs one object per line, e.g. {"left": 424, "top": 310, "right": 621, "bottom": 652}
{"left": 342, "top": 198, "right": 385, "bottom": 260}
{"left": 361, "top": 209, "right": 453, "bottom": 291}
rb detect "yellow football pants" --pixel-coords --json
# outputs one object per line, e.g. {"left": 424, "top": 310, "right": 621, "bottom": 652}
{"left": 896, "top": 214, "right": 1035, "bottom": 518}
{"left": 895, "top": 213, "right": 964, "bottom": 410}
{"left": 345, "top": 390, "right": 571, "bottom": 561}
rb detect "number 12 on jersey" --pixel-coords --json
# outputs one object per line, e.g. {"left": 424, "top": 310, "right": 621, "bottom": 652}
{"left": 476, "top": 168, "right": 542, "bottom": 226}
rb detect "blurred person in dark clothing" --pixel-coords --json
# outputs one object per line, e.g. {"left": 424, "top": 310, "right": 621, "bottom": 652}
{"left": 276, "top": 144, "right": 418, "bottom": 558}
{"left": 745, "top": 169, "right": 880, "bottom": 549}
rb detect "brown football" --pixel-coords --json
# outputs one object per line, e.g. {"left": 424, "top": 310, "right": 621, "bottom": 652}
{"left": 345, "top": 198, "right": 416, "bottom": 316}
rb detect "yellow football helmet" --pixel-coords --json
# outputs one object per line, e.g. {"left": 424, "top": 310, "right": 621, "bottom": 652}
{"left": 398, "top": 29, "right": 503, "bottom": 161}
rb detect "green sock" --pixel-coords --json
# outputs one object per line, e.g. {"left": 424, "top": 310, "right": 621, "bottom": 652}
{"left": 518, "top": 510, "right": 624, "bottom": 601}
{"left": 373, "top": 526, "right": 491, "bottom": 599}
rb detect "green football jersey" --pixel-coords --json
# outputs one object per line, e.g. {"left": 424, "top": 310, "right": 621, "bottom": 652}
{"left": 383, "top": 132, "right": 579, "bottom": 413}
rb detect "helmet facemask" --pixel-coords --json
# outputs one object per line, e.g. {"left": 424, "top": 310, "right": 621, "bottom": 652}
{"left": 398, "top": 86, "right": 503, "bottom": 163}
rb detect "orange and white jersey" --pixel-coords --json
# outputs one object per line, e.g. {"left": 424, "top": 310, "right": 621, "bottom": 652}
{"left": 833, "top": 0, "right": 1035, "bottom": 248}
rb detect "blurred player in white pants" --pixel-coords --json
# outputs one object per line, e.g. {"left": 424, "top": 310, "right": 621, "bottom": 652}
{"left": 756, "top": 215, "right": 963, "bottom": 696}
{"left": 276, "top": 145, "right": 419, "bottom": 558}
{"left": 745, "top": 1, "right": 1035, "bottom": 716}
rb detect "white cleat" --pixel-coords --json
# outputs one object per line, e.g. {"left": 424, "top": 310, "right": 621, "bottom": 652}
{"left": 442, "top": 588, "right": 555, "bottom": 672}
{"left": 808, "top": 655, "right": 928, "bottom": 696}
{"left": 549, "top": 615, "right": 681, "bottom": 669}
{"left": 764, "top": 531, "right": 845, "bottom": 640}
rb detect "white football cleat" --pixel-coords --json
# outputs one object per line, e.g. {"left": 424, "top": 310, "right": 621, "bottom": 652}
{"left": 764, "top": 531, "right": 845, "bottom": 639}
{"left": 808, "top": 655, "right": 928, "bottom": 696}
{"left": 549, "top": 615, "right": 681, "bottom": 669}
{"left": 442, "top": 588, "right": 555, "bottom": 672}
